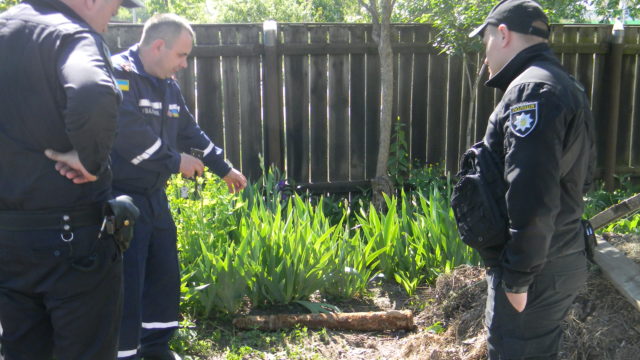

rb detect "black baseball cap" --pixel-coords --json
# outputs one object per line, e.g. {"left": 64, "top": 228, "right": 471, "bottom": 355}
{"left": 122, "top": 0, "right": 144, "bottom": 8}
{"left": 469, "top": 0, "right": 549, "bottom": 39}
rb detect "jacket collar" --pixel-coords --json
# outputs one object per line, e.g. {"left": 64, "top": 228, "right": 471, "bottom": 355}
{"left": 485, "top": 42, "right": 559, "bottom": 91}
{"left": 122, "top": 45, "right": 171, "bottom": 85}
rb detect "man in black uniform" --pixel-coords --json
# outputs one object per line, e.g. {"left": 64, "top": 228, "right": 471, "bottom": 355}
{"left": 0, "top": 0, "right": 143, "bottom": 358}
{"left": 469, "top": 0, "right": 596, "bottom": 358}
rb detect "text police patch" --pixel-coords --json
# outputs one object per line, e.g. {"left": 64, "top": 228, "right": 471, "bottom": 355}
{"left": 509, "top": 102, "right": 538, "bottom": 137}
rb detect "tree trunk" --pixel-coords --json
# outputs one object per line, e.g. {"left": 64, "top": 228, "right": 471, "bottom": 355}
{"left": 370, "top": 0, "right": 396, "bottom": 210}
{"left": 232, "top": 310, "right": 415, "bottom": 331}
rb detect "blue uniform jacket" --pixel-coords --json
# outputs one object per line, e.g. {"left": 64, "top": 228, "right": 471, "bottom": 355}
{"left": 110, "top": 45, "right": 230, "bottom": 194}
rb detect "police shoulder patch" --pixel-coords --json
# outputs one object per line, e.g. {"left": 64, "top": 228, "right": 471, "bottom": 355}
{"left": 509, "top": 102, "right": 538, "bottom": 137}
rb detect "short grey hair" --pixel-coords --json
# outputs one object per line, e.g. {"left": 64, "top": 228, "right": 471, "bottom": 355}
{"left": 140, "top": 13, "right": 195, "bottom": 48}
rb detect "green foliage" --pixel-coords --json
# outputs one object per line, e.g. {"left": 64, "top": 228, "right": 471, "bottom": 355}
{"left": 388, "top": 119, "right": 411, "bottom": 186}
{"left": 208, "top": 0, "right": 315, "bottom": 23}
{"left": 241, "top": 195, "right": 337, "bottom": 305}
{"left": 425, "top": 321, "right": 445, "bottom": 334}
{"left": 586, "top": 0, "right": 640, "bottom": 23}
{"left": 601, "top": 214, "right": 640, "bottom": 234}
{"left": 583, "top": 176, "right": 640, "bottom": 235}
{"left": 395, "top": 0, "right": 491, "bottom": 55}
{"left": 395, "top": 0, "right": 640, "bottom": 56}
{"left": 0, "top": 0, "right": 20, "bottom": 12}
{"left": 356, "top": 188, "right": 480, "bottom": 296}
{"left": 583, "top": 176, "right": 640, "bottom": 219}
{"left": 170, "top": 163, "right": 479, "bottom": 314}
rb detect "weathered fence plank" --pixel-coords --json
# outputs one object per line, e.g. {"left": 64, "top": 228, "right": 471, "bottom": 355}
{"left": 104, "top": 23, "right": 640, "bottom": 186}
{"left": 193, "top": 26, "right": 225, "bottom": 148}
{"left": 283, "top": 24, "right": 310, "bottom": 182}
{"left": 309, "top": 26, "right": 329, "bottom": 182}
{"left": 411, "top": 26, "right": 429, "bottom": 165}
{"left": 446, "top": 55, "right": 464, "bottom": 172}
{"left": 349, "top": 27, "right": 367, "bottom": 181}
{"left": 237, "top": 25, "right": 263, "bottom": 179}
{"left": 397, "top": 26, "right": 414, "bottom": 166}
{"left": 365, "top": 27, "right": 380, "bottom": 179}
{"left": 221, "top": 27, "right": 241, "bottom": 169}
{"left": 328, "top": 27, "right": 350, "bottom": 181}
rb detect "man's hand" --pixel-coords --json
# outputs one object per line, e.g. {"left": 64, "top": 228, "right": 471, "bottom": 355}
{"left": 505, "top": 291, "right": 528, "bottom": 312}
{"left": 223, "top": 168, "right": 247, "bottom": 194}
{"left": 45, "top": 149, "right": 97, "bottom": 184}
{"left": 179, "top": 153, "right": 205, "bottom": 178}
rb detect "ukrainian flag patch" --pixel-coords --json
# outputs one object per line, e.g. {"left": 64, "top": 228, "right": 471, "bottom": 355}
{"left": 167, "top": 104, "right": 180, "bottom": 118}
{"left": 116, "top": 79, "right": 130, "bottom": 91}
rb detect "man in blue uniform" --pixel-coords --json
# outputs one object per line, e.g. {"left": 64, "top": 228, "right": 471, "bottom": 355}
{"left": 0, "top": 0, "right": 143, "bottom": 359}
{"left": 111, "top": 13, "right": 247, "bottom": 360}
{"left": 469, "top": 0, "right": 596, "bottom": 358}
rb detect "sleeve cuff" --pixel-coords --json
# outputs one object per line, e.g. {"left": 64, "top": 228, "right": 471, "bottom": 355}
{"left": 501, "top": 281, "right": 529, "bottom": 294}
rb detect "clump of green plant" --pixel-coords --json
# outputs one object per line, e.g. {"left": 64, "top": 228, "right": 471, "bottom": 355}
{"left": 169, "top": 161, "right": 481, "bottom": 315}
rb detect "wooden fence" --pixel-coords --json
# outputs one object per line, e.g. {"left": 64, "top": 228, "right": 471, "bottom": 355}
{"left": 104, "top": 23, "right": 640, "bottom": 185}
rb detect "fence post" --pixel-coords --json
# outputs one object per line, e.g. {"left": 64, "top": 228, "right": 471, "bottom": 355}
{"left": 603, "top": 21, "right": 625, "bottom": 191}
{"left": 262, "top": 21, "right": 284, "bottom": 172}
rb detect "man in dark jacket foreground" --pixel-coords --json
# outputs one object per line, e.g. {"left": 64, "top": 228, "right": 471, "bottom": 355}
{"left": 469, "top": 0, "right": 596, "bottom": 358}
{"left": 0, "top": 0, "right": 143, "bottom": 358}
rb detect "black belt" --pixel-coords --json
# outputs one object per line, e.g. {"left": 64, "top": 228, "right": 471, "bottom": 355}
{"left": 0, "top": 205, "right": 104, "bottom": 231}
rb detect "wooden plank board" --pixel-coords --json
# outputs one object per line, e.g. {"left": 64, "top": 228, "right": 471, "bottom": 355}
{"left": 193, "top": 26, "right": 225, "bottom": 148}
{"left": 364, "top": 27, "right": 380, "bottom": 179}
{"left": 328, "top": 26, "right": 350, "bottom": 181}
{"left": 446, "top": 55, "right": 463, "bottom": 173}
{"left": 309, "top": 26, "right": 329, "bottom": 182}
{"left": 617, "top": 52, "right": 636, "bottom": 168}
{"left": 283, "top": 24, "right": 311, "bottom": 182}
{"left": 410, "top": 27, "right": 428, "bottom": 165}
{"left": 349, "top": 27, "right": 367, "bottom": 180}
{"left": 590, "top": 193, "right": 640, "bottom": 230}
{"left": 397, "top": 27, "right": 413, "bottom": 164}
{"left": 175, "top": 57, "right": 196, "bottom": 119}
{"left": 221, "top": 27, "right": 241, "bottom": 169}
{"left": 237, "top": 26, "right": 263, "bottom": 179}
{"left": 594, "top": 237, "right": 640, "bottom": 312}
{"left": 426, "top": 36, "right": 447, "bottom": 164}
{"left": 589, "top": 192, "right": 640, "bottom": 313}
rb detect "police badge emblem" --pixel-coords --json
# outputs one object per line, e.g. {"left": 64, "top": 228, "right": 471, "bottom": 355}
{"left": 509, "top": 102, "right": 538, "bottom": 137}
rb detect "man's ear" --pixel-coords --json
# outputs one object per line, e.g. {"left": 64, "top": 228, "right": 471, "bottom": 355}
{"left": 497, "top": 24, "right": 512, "bottom": 47}
{"left": 150, "top": 39, "right": 166, "bottom": 54}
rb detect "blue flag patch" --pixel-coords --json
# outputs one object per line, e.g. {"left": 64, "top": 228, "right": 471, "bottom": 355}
{"left": 509, "top": 102, "right": 538, "bottom": 137}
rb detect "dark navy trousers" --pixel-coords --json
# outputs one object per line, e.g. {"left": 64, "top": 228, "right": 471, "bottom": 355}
{"left": 0, "top": 225, "right": 123, "bottom": 360}
{"left": 485, "top": 251, "right": 588, "bottom": 359}
{"left": 115, "top": 189, "right": 180, "bottom": 359}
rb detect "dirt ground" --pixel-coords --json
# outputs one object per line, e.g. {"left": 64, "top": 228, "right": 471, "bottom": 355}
{"left": 282, "top": 233, "right": 640, "bottom": 360}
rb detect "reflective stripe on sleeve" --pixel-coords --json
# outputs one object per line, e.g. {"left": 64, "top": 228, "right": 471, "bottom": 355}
{"left": 202, "top": 142, "right": 215, "bottom": 157}
{"left": 141, "top": 321, "right": 179, "bottom": 329}
{"left": 118, "top": 349, "right": 138, "bottom": 358}
{"left": 131, "top": 139, "right": 162, "bottom": 165}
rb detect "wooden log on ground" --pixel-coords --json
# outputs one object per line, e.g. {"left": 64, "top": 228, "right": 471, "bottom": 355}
{"left": 232, "top": 310, "right": 415, "bottom": 331}
{"left": 593, "top": 236, "right": 640, "bottom": 312}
